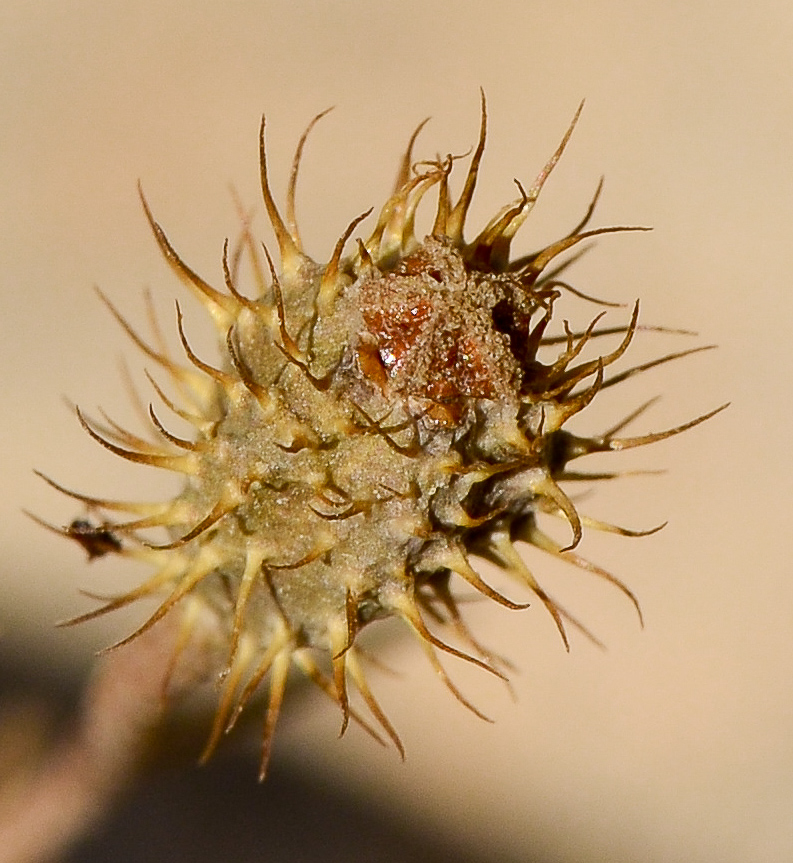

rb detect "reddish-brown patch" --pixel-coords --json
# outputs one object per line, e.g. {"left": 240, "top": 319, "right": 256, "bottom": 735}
{"left": 359, "top": 276, "right": 516, "bottom": 409}
{"left": 361, "top": 295, "right": 433, "bottom": 382}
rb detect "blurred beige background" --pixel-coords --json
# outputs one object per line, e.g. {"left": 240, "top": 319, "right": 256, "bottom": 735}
{"left": 2, "top": 1, "right": 791, "bottom": 861}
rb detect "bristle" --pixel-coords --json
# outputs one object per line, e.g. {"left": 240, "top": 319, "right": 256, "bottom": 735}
{"left": 76, "top": 407, "right": 197, "bottom": 473}
{"left": 97, "top": 547, "right": 220, "bottom": 653}
{"left": 601, "top": 345, "right": 717, "bottom": 391}
{"left": 95, "top": 288, "right": 211, "bottom": 410}
{"left": 430, "top": 158, "right": 452, "bottom": 238}
{"left": 450, "top": 556, "right": 532, "bottom": 610}
{"left": 228, "top": 188, "right": 271, "bottom": 300}
{"left": 200, "top": 633, "right": 256, "bottom": 764}
{"left": 420, "top": 577, "right": 516, "bottom": 679}
{"left": 532, "top": 473, "right": 583, "bottom": 552}
{"left": 224, "top": 328, "right": 274, "bottom": 414}
{"left": 539, "top": 320, "right": 697, "bottom": 346}
{"left": 34, "top": 470, "right": 163, "bottom": 515}
{"left": 318, "top": 209, "right": 373, "bottom": 314}
{"left": 353, "top": 238, "right": 374, "bottom": 272}
{"left": 143, "top": 288, "right": 173, "bottom": 359}
{"left": 145, "top": 492, "right": 238, "bottom": 550}
{"left": 566, "top": 175, "right": 605, "bottom": 237}
{"left": 93, "top": 407, "right": 168, "bottom": 454}
{"left": 58, "top": 554, "right": 188, "bottom": 628}
{"left": 258, "top": 115, "right": 303, "bottom": 277}
{"left": 257, "top": 649, "right": 291, "bottom": 781}
{"left": 545, "top": 362, "right": 605, "bottom": 426}
{"left": 543, "top": 277, "right": 624, "bottom": 308}
{"left": 400, "top": 619, "right": 493, "bottom": 723}
{"left": 228, "top": 547, "right": 269, "bottom": 665}
{"left": 119, "top": 356, "right": 159, "bottom": 442}
{"left": 107, "top": 506, "right": 192, "bottom": 535}
{"left": 398, "top": 161, "right": 450, "bottom": 254}
{"left": 468, "top": 179, "right": 530, "bottom": 271}
{"left": 144, "top": 370, "right": 214, "bottom": 434}
{"left": 368, "top": 167, "right": 445, "bottom": 265}
{"left": 577, "top": 513, "right": 667, "bottom": 538}
{"left": 268, "top": 262, "right": 305, "bottom": 364}
{"left": 221, "top": 239, "right": 260, "bottom": 313}
{"left": 292, "top": 652, "right": 388, "bottom": 747}
{"left": 568, "top": 402, "right": 730, "bottom": 457}
{"left": 520, "top": 226, "right": 652, "bottom": 284}
{"left": 225, "top": 629, "right": 290, "bottom": 734}
{"left": 600, "top": 397, "right": 662, "bottom": 437}
{"left": 485, "top": 533, "right": 572, "bottom": 650}
{"left": 286, "top": 108, "right": 334, "bottom": 251}
{"left": 329, "top": 617, "right": 351, "bottom": 737}
{"left": 486, "top": 98, "right": 586, "bottom": 257}
{"left": 95, "top": 286, "right": 207, "bottom": 402}
{"left": 446, "top": 89, "right": 487, "bottom": 244}
{"left": 522, "top": 520, "right": 644, "bottom": 627}
{"left": 554, "top": 300, "right": 640, "bottom": 389}
{"left": 546, "top": 313, "right": 604, "bottom": 379}
{"left": 174, "top": 301, "right": 238, "bottom": 390}
{"left": 394, "top": 116, "right": 431, "bottom": 193}
{"left": 147, "top": 404, "right": 202, "bottom": 452}
{"left": 138, "top": 184, "right": 239, "bottom": 330}
{"left": 346, "top": 649, "right": 405, "bottom": 759}
{"left": 426, "top": 542, "right": 531, "bottom": 610}
{"left": 387, "top": 588, "right": 507, "bottom": 682}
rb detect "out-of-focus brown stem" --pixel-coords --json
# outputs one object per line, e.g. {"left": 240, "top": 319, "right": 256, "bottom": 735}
{"left": 0, "top": 606, "right": 222, "bottom": 863}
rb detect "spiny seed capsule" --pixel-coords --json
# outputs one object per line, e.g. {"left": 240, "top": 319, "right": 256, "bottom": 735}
{"left": 37, "top": 96, "right": 724, "bottom": 778}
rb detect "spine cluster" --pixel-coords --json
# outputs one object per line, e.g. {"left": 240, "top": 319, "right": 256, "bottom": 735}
{"left": 38, "top": 96, "right": 724, "bottom": 777}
